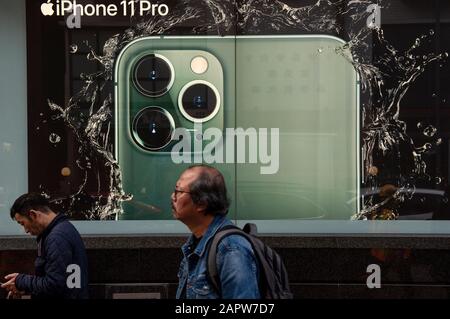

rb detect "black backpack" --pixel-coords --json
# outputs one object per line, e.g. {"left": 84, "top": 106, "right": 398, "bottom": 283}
{"left": 206, "top": 223, "right": 293, "bottom": 299}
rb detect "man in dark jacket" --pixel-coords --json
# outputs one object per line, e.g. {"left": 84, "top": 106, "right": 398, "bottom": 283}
{"left": 1, "top": 193, "right": 89, "bottom": 299}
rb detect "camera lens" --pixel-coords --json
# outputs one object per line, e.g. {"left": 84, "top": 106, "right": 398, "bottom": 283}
{"left": 133, "top": 54, "right": 174, "bottom": 97}
{"left": 179, "top": 81, "right": 220, "bottom": 122}
{"left": 132, "top": 107, "right": 175, "bottom": 151}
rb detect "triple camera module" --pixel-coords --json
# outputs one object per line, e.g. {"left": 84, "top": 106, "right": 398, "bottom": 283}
{"left": 131, "top": 53, "right": 221, "bottom": 151}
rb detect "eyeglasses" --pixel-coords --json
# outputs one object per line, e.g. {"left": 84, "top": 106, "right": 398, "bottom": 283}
{"left": 173, "top": 188, "right": 191, "bottom": 199}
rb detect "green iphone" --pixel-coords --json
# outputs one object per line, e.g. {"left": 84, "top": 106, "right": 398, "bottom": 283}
{"left": 115, "top": 35, "right": 359, "bottom": 220}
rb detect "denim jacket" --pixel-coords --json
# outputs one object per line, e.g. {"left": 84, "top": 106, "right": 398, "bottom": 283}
{"left": 176, "top": 215, "right": 260, "bottom": 299}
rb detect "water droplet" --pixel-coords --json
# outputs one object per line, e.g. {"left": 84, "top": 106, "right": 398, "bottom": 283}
{"left": 432, "top": 93, "right": 437, "bottom": 98}
{"left": 40, "top": 113, "right": 44, "bottom": 116}
{"left": 70, "top": 44, "right": 78, "bottom": 54}
{"left": 423, "top": 125, "right": 437, "bottom": 137}
{"left": 420, "top": 197, "right": 426, "bottom": 203}
{"left": 436, "top": 138, "right": 442, "bottom": 146}
{"left": 444, "top": 52, "right": 449, "bottom": 58}
{"left": 49, "top": 133, "right": 61, "bottom": 144}
{"left": 36, "top": 126, "right": 40, "bottom": 131}
{"left": 417, "top": 122, "right": 423, "bottom": 129}
{"left": 317, "top": 48, "right": 323, "bottom": 53}
{"left": 443, "top": 197, "right": 449, "bottom": 204}
{"left": 61, "top": 167, "right": 71, "bottom": 177}
{"left": 429, "top": 29, "right": 435, "bottom": 36}
{"left": 435, "top": 177, "right": 442, "bottom": 185}
{"left": 423, "top": 55, "right": 428, "bottom": 60}
{"left": 415, "top": 38, "right": 421, "bottom": 46}
{"left": 442, "top": 99, "right": 447, "bottom": 103}
{"left": 368, "top": 166, "right": 378, "bottom": 176}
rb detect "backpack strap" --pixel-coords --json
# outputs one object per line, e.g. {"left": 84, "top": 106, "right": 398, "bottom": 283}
{"left": 206, "top": 224, "right": 254, "bottom": 296}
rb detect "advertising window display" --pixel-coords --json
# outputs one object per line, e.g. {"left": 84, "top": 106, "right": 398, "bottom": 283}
{"left": 1, "top": 0, "right": 450, "bottom": 235}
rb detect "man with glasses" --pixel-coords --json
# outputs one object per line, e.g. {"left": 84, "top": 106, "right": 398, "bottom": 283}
{"left": 172, "top": 165, "right": 260, "bottom": 299}
{"left": 1, "top": 193, "right": 89, "bottom": 299}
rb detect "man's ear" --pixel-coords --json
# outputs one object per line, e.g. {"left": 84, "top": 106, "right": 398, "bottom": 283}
{"left": 195, "top": 202, "right": 208, "bottom": 215}
{"left": 28, "top": 210, "right": 39, "bottom": 220}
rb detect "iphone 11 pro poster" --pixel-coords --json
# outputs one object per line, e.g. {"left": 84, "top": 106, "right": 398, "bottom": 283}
{"left": 114, "top": 35, "right": 359, "bottom": 220}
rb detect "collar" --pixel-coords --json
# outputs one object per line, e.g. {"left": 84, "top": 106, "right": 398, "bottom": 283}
{"left": 36, "top": 213, "right": 67, "bottom": 242}
{"left": 182, "top": 215, "right": 231, "bottom": 258}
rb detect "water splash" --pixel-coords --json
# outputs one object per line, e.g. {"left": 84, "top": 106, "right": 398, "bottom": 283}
{"left": 423, "top": 125, "right": 437, "bottom": 137}
{"left": 70, "top": 44, "right": 78, "bottom": 54}
{"left": 49, "top": 133, "right": 61, "bottom": 144}
{"left": 45, "top": 0, "right": 447, "bottom": 220}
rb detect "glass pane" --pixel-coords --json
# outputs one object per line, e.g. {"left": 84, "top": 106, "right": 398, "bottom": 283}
{"left": 115, "top": 36, "right": 236, "bottom": 221}
{"left": 2, "top": 0, "right": 450, "bottom": 235}
{"left": 235, "top": 36, "right": 359, "bottom": 220}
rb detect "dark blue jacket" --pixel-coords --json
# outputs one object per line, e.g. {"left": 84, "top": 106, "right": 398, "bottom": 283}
{"left": 15, "top": 214, "right": 89, "bottom": 299}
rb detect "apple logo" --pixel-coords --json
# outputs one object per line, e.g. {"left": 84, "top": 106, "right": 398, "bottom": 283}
{"left": 41, "top": 0, "right": 54, "bottom": 16}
